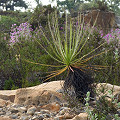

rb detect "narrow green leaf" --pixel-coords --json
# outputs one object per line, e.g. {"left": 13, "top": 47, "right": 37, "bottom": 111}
{"left": 36, "top": 39, "right": 64, "bottom": 64}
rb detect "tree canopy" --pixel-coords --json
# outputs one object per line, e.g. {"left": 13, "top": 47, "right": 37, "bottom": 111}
{"left": 57, "top": 0, "right": 84, "bottom": 13}
{"left": 87, "top": 0, "right": 120, "bottom": 15}
{"left": 51, "top": 0, "right": 120, "bottom": 15}
{"left": 0, "top": 0, "right": 28, "bottom": 11}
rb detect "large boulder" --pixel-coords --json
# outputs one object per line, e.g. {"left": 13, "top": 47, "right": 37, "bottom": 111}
{"left": 0, "top": 80, "right": 64, "bottom": 104}
{"left": 26, "top": 80, "right": 64, "bottom": 91}
{"left": 14, "top": 80, "right": 64, "bottom": 105}
{"left": 14, "top": 89, "right": 64, "bottom": 105}
{"left": 1, "top": 80, "right": 120, "bottom": 105}
{"left": 96, "top": 83, "right": 120, "bottom": 101}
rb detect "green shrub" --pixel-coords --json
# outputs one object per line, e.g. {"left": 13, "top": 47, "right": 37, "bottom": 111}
{"left": 0, "top": 21, "right": 54, "bottom": 89}
{"left": 79, "top": 2, "right": 99, "bottom": 11}
{"left": 0, "top": 15, "right": 19, "bottom": 32}
{"left": 91, "top": 29, "right": 120, "bottom": 85}
{"left": 0, "top": 10, "right": 119, "bottom": 91}
{"left": 0, "top": 10, "right": 31, "bottom": 33}
{"left": 85, "top": 89, "right": 120, "bottom": 120}
{"left": 3, "top": 78, "right": 19, "bottom": 90}
{"left": 29, "top": 4, "right": 56, "bottom": 29}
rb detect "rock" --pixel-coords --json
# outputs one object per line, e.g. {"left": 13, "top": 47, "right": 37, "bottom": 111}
{"left": 56, "top": 107, "right": 75, "bottom": 119}
{"left": 6, "top": 111, "right": 12, "bottom": 116}
{"left": 96, "top": 83, "right": 120, "bottom": 102}
{"left": 43, "top": 118, "right": 52, "bottom": 120}
{"left": 56, "top": 89, "right": 64, "bottom": 93}
{"left": 20, "top": 115, "right": 29, "bottom": 120}
{"left": 9, "top": 114, "right": 18, "bottom": 119}
{"left": 10, "top": 109, "right": 19, "bottom": 114}
{"left": 29, "top": 80, "right": 64, "bottom": 91}
{"left": 43, "top": 113, "right": 51, "bottom": 118}
{"left": 0, "top": 111, "right": 5, "bottom": 115}
{"left": 0, "top": 99, "right": 7, "bottom": 107}
{"left": 41, "top": 102, "right": 60, "bottom": 112}
{"left": 17, "top": 106, "right": 27, "bottom": 113}
{"left": 53, "top": 117, "right": 61, "bottom": 120}
{"left": 0, "top": 80, "right": 64, "bottom": 104}
{"left": 0, "top": 99, "right": 12, "bottom": 107}
{"left": 0, "top": 91, "right": 15, "bottom": 102}
{"left": 32, "top": 116, "right": 39, "bottom": 120}
{"left": 40, "top": 110, "right": 50, "bottom": 114}
{"left": 14, "top": 89, "right": 64, "bottom": 105}
{"left": 38, "top": 114, "right": 44, "bottom": 120}
{"left": 1, "top": 81, "right": 120, "bottom": 120}
{"left": 0, "top": 116, "right": 14, "bottom": 120}
{"left": 58, "top": 107, "right": 71, "bottom": 115}
{"left": 27, "top": 106, "right": 36, "bottom": 115}
{"left": 58, "top": 112, "right": 75, "bottom": 119}
{"left": 14, "top": 81, "right": 64, "bottom": 105}
{"left": 72, "top": 113, "right": 88, "bottom": 120}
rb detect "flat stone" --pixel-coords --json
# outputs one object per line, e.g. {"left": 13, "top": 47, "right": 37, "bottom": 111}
{"left": 20, "top": 115, "right": 29, "bottom": 120}
{"left": 0, "top": 116, "right": 13, "bottom": 120}
{"left": 43, "top": 118, "right": 53, "bottom": 120}
{"left": 34, "top": 111, "right": 41, "bottom": 115}
{"left": 27, "top": 106, "right": 36, "bottom": 115}
{"left": 72, "top": 113, "right": 88, "bottom": 120}
{"left": 57, "top": 112, "right": 75, "bottom": 120}
{"left": 0, "top": 111, "right": 5, "bottom": 115}
{"left": 43, "top": 113, "right": 51, "bottom": 118}
{"left": 10, "top": 109, "right": 19, "bottom": 113}
{"left": 53, "top": 117, "right": 60, "bottom": 120}
{"left": 14, "top": 81, "right": 64, "bottom": 105}
{"left": 32, "top": 116, "right": 39, "bottom": 120}
{"left": 41, "top": 102, "right": 60, "bottom": 112}
{"left": 58, "top": 107, "right": 71, "bottom": 115}
{"left": 17, "top": 107, "right": 27, "bottom": 113}
{"left": 6, "top": 111, "right": 12, "bottom": 116}
{"left": 40, "top": 110, "right": 50, "bottom": 114}
{"left": 38, "top": 114, "right": 44, "bottom": 120}
{"left": 10, "top": 114, "right": 18, "bottom": 119}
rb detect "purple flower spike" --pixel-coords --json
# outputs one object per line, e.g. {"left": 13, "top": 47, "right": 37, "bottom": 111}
{"left": 9, "top": 22, "right": 33, "bottom": 47}
{"left": 103, "top": 28, "right": 120, "bottom": 45}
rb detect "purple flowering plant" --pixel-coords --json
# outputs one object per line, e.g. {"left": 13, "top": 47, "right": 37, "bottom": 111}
{"left": 9, "top": 22, "right": 33, "bottom": 47}
{"left": 102, "top": 29, "right": 120, "bottom": 60}
{"left": 103, "top": 28, "right": 120, "bottom": 45}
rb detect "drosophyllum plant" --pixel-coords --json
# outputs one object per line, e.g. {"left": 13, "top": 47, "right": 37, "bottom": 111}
{"left": 26, "top": 12, "right": 108, "bottom": 102}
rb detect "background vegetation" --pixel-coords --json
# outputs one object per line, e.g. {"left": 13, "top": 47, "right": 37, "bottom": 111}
{"left": 0, "top": 0, "right": 119, "bottom": 90}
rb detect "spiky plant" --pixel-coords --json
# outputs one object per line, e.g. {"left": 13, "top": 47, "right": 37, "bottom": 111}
{"left": 25, "top": 12, "right": 108, "bottom": 102}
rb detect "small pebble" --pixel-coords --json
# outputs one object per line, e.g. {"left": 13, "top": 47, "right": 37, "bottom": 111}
{"left": 10, "top": 114, "right": 18, "bottom": 119}
{"left": 20, "top": 115, "right": 29, "bottom": 120}
{"left": 27, "top": 106, "right": 36, "bottom": 115}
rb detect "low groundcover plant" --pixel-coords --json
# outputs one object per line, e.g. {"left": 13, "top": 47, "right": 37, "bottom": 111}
{"left": 25, "top": 12, "right": 108, "bottom": 102}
